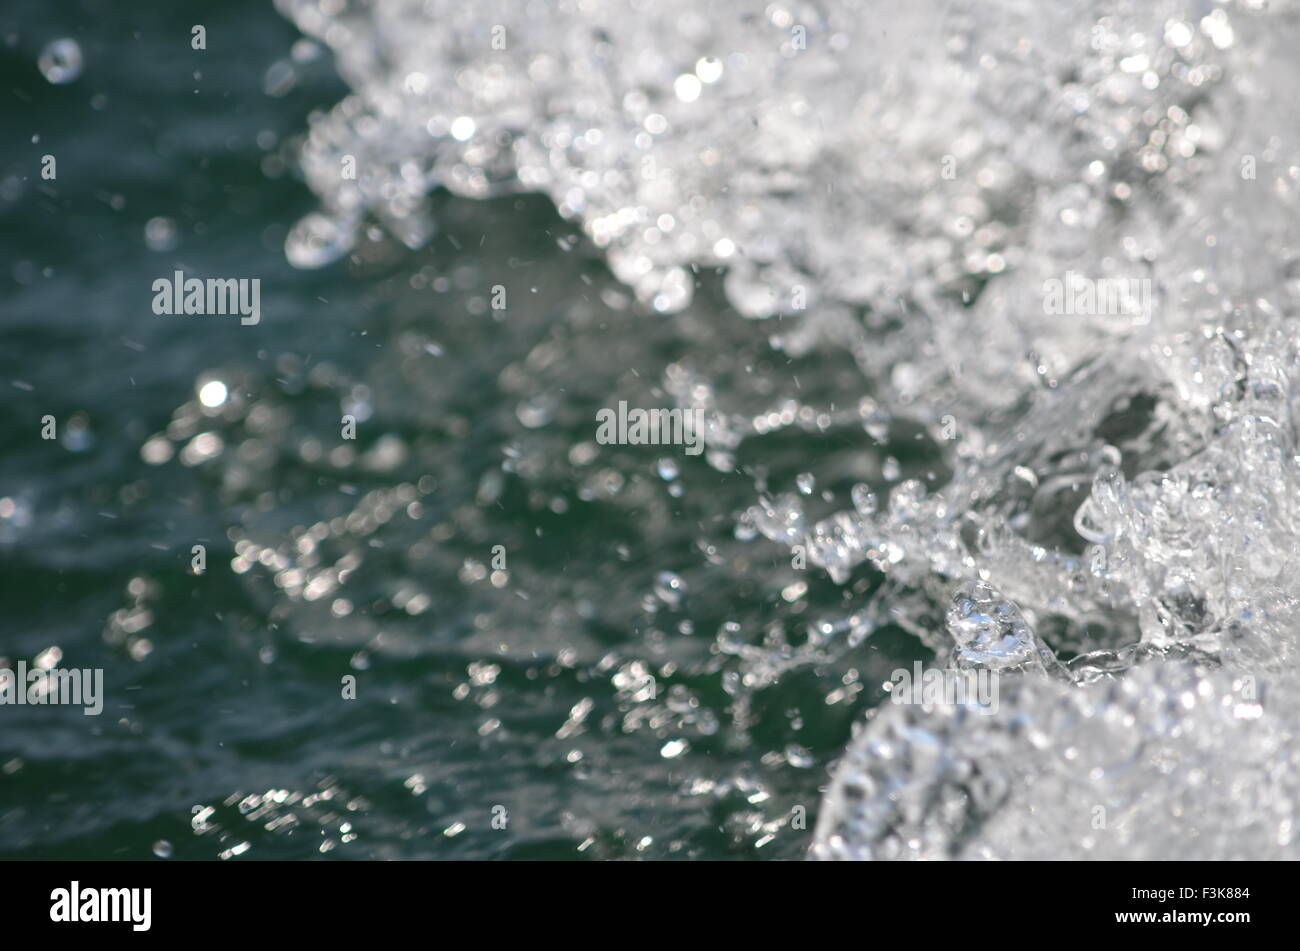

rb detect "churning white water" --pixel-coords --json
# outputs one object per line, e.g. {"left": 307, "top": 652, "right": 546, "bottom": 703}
{"left": 275, "top": 0, "right": 1300, "bottom": 858}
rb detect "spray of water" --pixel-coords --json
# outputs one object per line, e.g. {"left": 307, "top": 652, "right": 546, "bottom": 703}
{"left": 270, "top": 0, "right": 1300, "bottom": 858}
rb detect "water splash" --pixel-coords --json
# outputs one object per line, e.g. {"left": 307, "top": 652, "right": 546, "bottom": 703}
{"left": 267, "top": 0, "right": 1300, "bottom": 858}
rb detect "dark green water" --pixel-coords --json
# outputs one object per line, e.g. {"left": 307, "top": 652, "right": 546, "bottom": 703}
{"left": 0, "top": 0, "right": 927, "bottom": 860}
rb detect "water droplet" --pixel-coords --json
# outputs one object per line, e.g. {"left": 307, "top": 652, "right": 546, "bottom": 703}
{"left": 263, "top": 59, "right": 298, "bottom": 98}
{"left": 785, "top": 744, "right": 814, "bottom": 768}
{"left": 38, "top": 39, "right": 83, "bottom": 85}
{"left": 851, "top": 483, "right": 878, "bottom": 516}
{"left": 654, "top": 570, "right": 686, "bottom": 607}
{"left": 144, "top": 217, "right": 179, "bottom": 252}
{"left": 198, "top": 380, "right": 228, "bottom": 408}
{"left": 674, "top": 73, "right": 702, "bottom": 102}
{"left": 660, "top": 738, "right": 688, "bottom": 758}
{"left": 450, "top": 116, "right": 477, "bottom": 141}
{"left": 285, "top": 212, "right": 356, "bottom": 269}
{"left": 695, "top": 56, "right": 724, "bottom": 83}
